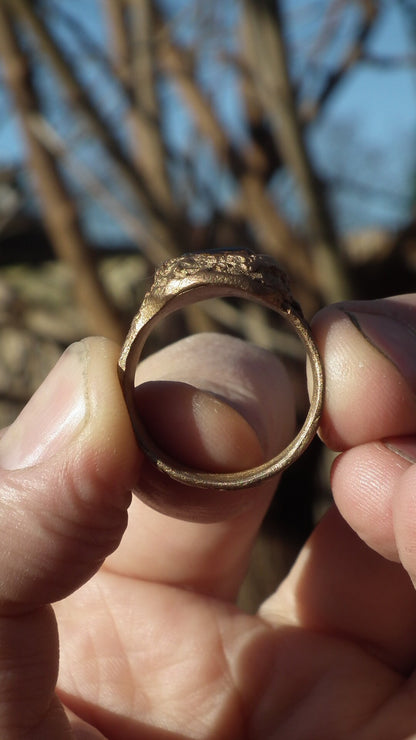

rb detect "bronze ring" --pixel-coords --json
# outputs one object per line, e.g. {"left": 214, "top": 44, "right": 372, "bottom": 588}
{"left": 118, "top": 249, "right": 324, "bottom": 490}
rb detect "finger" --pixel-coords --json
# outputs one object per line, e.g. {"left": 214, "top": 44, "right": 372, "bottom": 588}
{"left": 105, "top": 332, "right": 296, "bottom": 599}
{"left": 0, "top": 337, "right": 140, "bottom": 610}
{"left": 134, "top": 380, "right": 264, "bottom": 473}
{"left": 392, "top": 463, "right": 416, "bottom": 588}
{"left": 0, "top": 338, "right": 139, "bottom": 737}
{"left": 330, "top": 437, "right": 416, "bottom": 560}
{"left": 311, "top": 294, "right": 416, "bottom": 450}
{"left": 311, "top": 294, "right": 416, "bottom": 561}
{"left": 262, "top": 296, "right": 416, "bottom": 676}
{"left": 132, "top": 332, "right": 290, "bottom": 521}
{"left": 66, "top": 708, "right": 107, "bottom": 739}
{"left": 260, "top": 507, "right": 416, "bottom": 676}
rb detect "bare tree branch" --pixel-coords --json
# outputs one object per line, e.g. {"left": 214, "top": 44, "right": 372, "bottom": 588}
{"left": 104, "top": 0, "right": 130, "bottom": 85}
{"left": 306, "top": 0, "right": 350, "bottom": 62}
{"left": 242, "top": 0, "right": 352, "bottom": 303}
{"left": 7, "top": 0, "right": 179, "bottom": 255}
{"left": 104, "top": 0, "right": 178, "bottom": 217}
{"left": 301, "top": 0, "right": 379, "bottom": 121}
{"left": 234, "top": 45, "right": 283, "bottom": 184}
{"left": 154, "top": 6, "right": 316, "bottom": 295}
{"left": 0, "top": 4, "right": 125, "bottom": 341}
{"left": 361, "top": 52, "right": 416, "bottom": 67}
{"left": 125, "top": 0, "right": 177, "bottom": 215}
{"left": 30, "top": 118, "right": 172, "bottom": 264}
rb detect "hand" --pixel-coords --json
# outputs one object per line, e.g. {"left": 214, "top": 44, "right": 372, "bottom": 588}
{"left": 0, "top": 297, "right": 416, "bottom": 739}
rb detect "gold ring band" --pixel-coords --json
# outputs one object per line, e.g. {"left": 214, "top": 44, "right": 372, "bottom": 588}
{"left": 118, "top": 249, "right": 324, "bottom": 490}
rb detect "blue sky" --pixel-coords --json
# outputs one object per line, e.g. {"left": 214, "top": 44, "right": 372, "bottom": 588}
{"left": 0, "top": 0, "right": 415, "bottom": 240}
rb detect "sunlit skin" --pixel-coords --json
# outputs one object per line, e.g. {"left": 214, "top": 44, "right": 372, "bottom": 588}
{"left": 0, "top": 297, "right": 416, "bottom": 738}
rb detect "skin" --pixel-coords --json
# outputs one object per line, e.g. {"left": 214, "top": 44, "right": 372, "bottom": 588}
{"left": 0, "top": 297, "right": 416, "bottom": 739}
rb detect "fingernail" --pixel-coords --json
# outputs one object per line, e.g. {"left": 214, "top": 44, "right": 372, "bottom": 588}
{"left": 342, "top": 308, "right": 416, "bottom": 391}
{"left": 383, "top": 438, "right": 416, "bottom": 464}
{"left": 0, "top": 342, "right": 89, "bottom": 470}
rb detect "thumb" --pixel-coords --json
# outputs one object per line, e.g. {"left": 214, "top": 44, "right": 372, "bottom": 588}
{"left": 0, "top": 337, "right": 140, "bottom": 610}
{"left": 0, "top": 339, "right": 140, "bottom": 740}
{"left": 0, "top": 334, "right": 295, "bottom": 738}
{"left": 0, "top": 338, "right": 140, "bottom": 738}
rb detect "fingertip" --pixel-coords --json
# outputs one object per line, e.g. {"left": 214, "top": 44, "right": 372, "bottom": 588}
{"left": 134, "top": 332, "right": 297, "bottom": 456}
{"left": 129, "top": 333, "right": 297, "bottom": 522}
{"left": 330, "top": 435, "right": 416, "bottom": 569}
{"left": 135, "top": 380, "right": 265, "bottom": 474}
{"left": 392, "top": 463, "right": 416, "bottom": 584}
{"left": 131, "top": 378, "right": 268, "bottom": 523}
{"left": 312, "top": 301, "right": 416, "bottom": 450}
{"left": 0, "top": 337, "right": 142, "bottom": 607}
{"left": 78, "top": 336, "right": 144, "bottom": 496}
{"left": 107, "top": 333, "right": 298, "bottom": 595}
{"left": 330, "top": 442, "right": 407, "bottom": 561}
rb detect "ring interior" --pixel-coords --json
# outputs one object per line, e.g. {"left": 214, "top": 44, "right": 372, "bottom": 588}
{"left": 119, "top": 285, "right": 324, "bottom": 490}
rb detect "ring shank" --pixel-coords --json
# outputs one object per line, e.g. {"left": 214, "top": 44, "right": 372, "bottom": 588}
{"left": 118, "top": 251, "right": 324, "bottom": 490}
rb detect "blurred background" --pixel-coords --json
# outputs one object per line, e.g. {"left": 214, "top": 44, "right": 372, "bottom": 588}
{"left": 0, "top": 0, "right": 415, "bottom": 609}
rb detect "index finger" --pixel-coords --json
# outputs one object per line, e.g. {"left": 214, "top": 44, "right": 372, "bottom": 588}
{"left": 312, "top": 294, "right": 416, "bottom": 451}
{"left": 312, "top": 294, "right": 416, "bottom": 562}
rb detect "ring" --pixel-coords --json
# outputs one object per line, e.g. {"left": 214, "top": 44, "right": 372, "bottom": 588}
{"left": 118, "top": 249, "right": 324, "bottom": 490}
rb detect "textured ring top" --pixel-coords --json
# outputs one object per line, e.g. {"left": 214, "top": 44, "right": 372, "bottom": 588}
{"left": 118, "top": 249, "right": 324, "bottom": 490}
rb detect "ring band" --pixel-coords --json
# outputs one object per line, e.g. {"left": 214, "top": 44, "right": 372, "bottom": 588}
{"left": 118, "top": 249, "right": 324, "bottom": 490}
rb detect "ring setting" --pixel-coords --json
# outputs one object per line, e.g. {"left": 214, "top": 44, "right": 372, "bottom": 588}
{"left": 118, "top": 249, "right": 324, "bottom": 490}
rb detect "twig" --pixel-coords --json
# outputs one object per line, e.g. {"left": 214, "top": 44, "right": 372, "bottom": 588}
{"left": 301, "top": 0, "right": 379, "bottom": 121}
{"left": 201, "top": 297, "right": 305, "bottom": 360}
{"left": 29, "top": 116, "right": 172, "bottom": 264}
{"left": 124, "top": 0, "right": 177, "bottom": 215}
{"left": 103, "top": 0, "right": 130, "bottom": 85}
{"left": 0, "top": 4, "right": 125, "bottom": 341}
{"left": 361, "top": 52, "right": 416, "bottom": 67}
{"left": 7, "top": 0, "right": 179, "bottom": 255}
{"left": 154, "top": 5, "right": 315, "bottom": 290}
{"left": 242, "top": 0, "right": 352, "bottom": 303}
